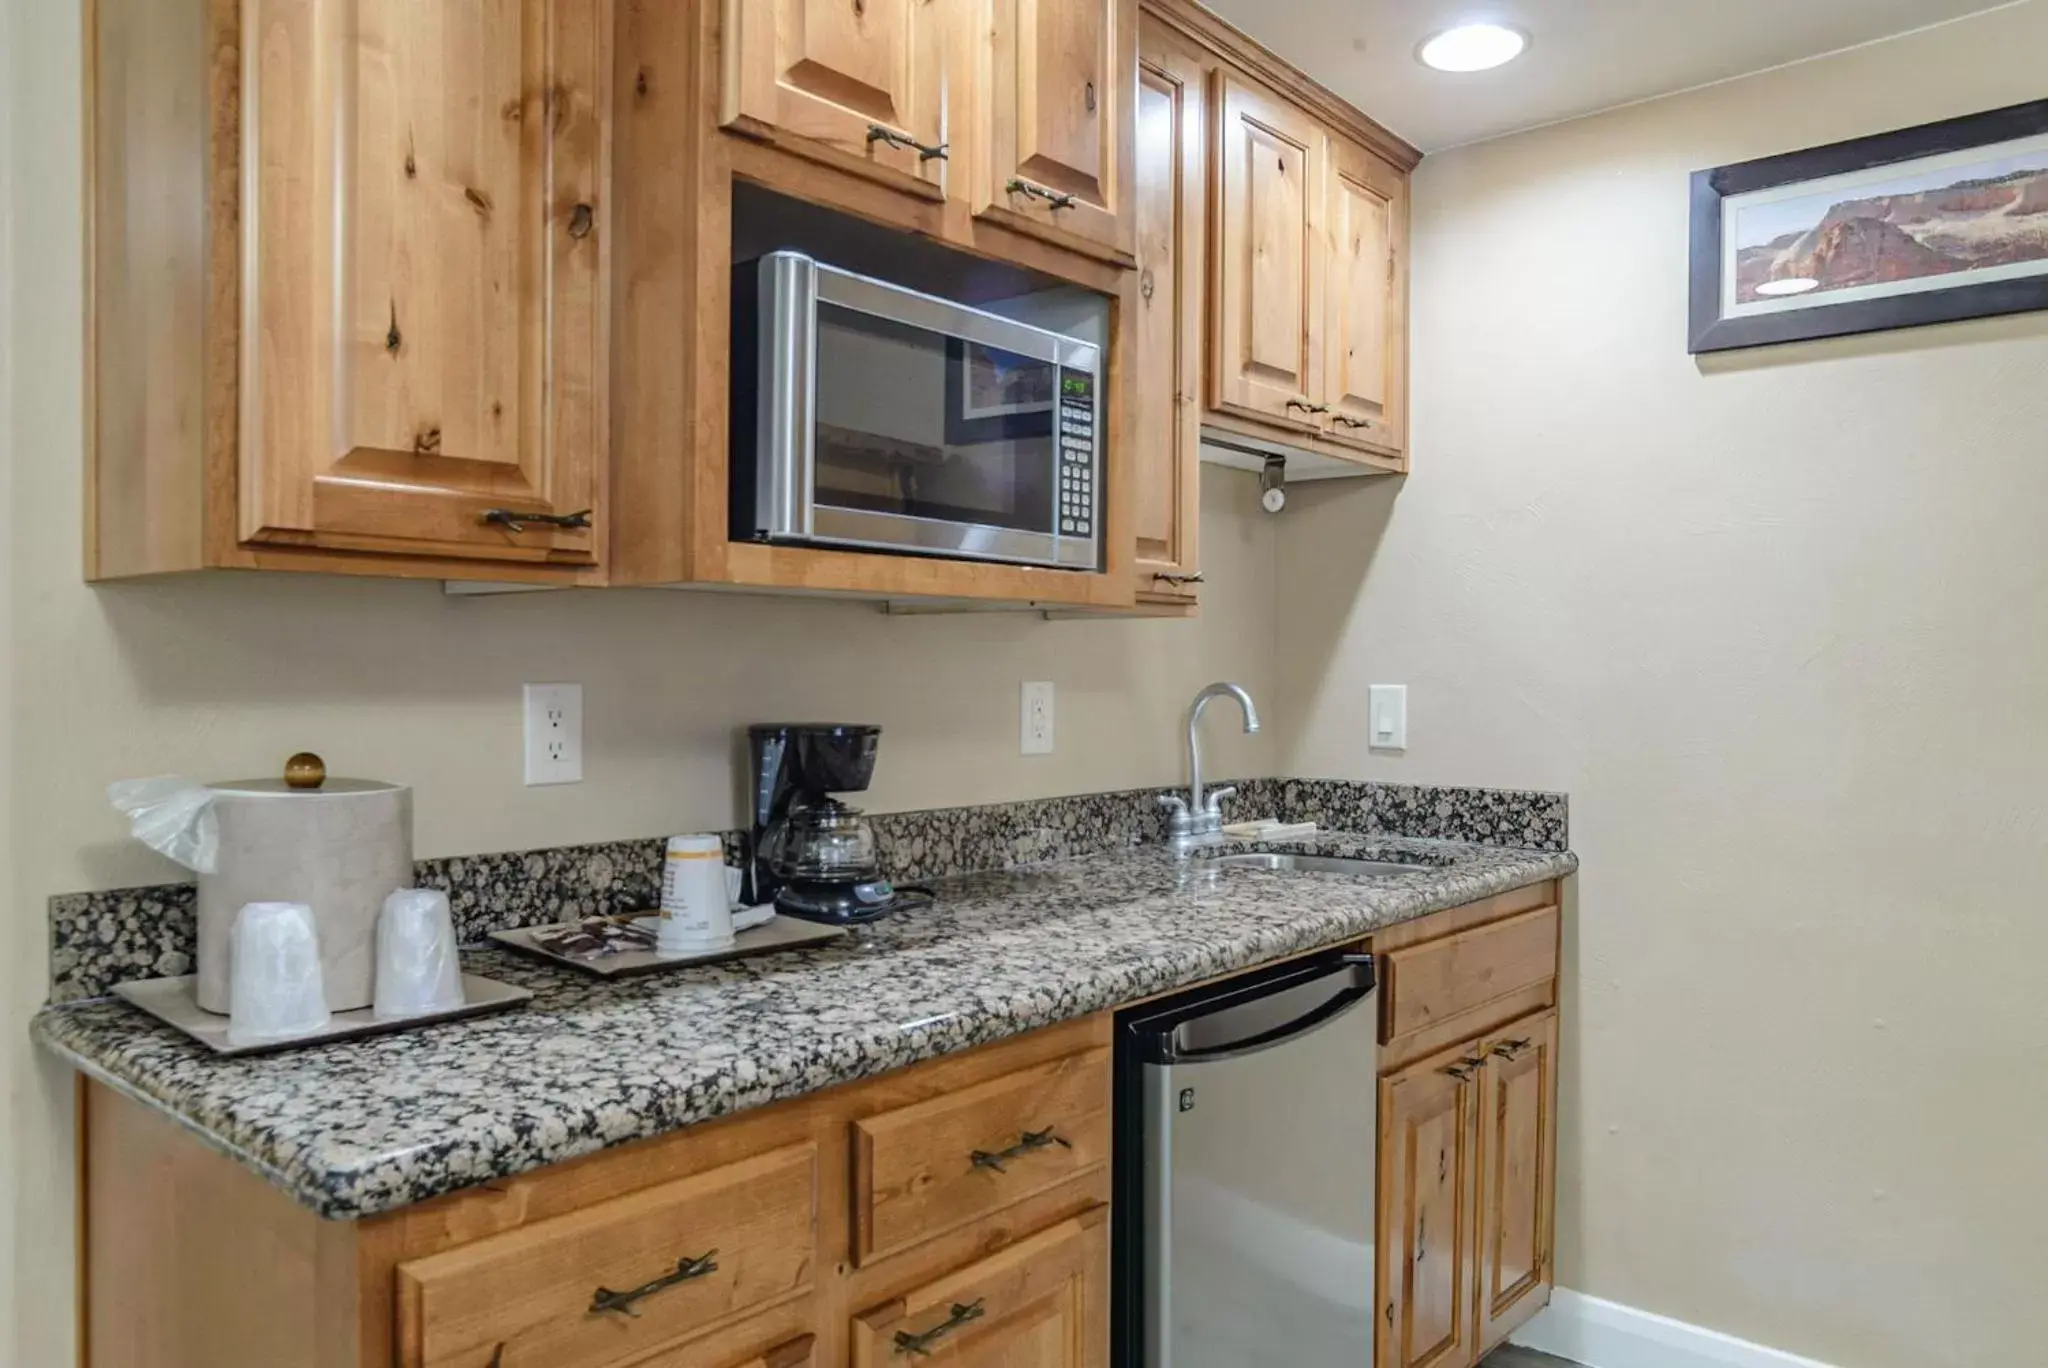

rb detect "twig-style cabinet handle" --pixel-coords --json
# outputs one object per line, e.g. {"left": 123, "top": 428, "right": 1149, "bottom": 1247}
{"left": 1006, "top": 178, "right": 1076, "bottom": 210}
{"left": 589, "top": 1249, "right": 719, "bottom": 1318}
{"left": 1331, "top": 414, "right": 1375, "bottom": 429}
{"left": 481, "top": 507, "right": 593, "bottom": 534}
{"left": 969, "top": 1126, "right": 1070, "bottom": 1173}
{"left": 1285, "top": 398, "right": 1330, "bottom": 415}
{"left": 1153, "top": 572, "right": 1205, "bottom": 586}
{"left": 894, "top": 1299, "right": 987, "bottom": 1356}
{"left": 1492, "top": 1037, "right": 1533, "bottom": 1061}
{"left": 1439, "top": 1055, "right": 1486, "bottom": 1081}
{"left": 868, "top": 124, "right": 948, "bottom": 161}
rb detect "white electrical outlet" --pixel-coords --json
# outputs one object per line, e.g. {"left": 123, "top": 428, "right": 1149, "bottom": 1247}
{"left": 1021, "top": 681, "right": 1056, "bottom": 756}
{"left": 524, "top": 683, "right": 584, "bottom": 785}
{"left": 1368, "top": 684, "right": 1408, "bottom": 752}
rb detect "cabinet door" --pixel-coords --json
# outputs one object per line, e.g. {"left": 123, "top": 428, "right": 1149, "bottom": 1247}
{"left": 1129, "top": 23, "right": 1204, "bottom": 604}
{"left": 243, "top": 0, "right": 609, "bottom": 565}
{"left": 851, "top": 1208, "right": 1108, "bottom": 1367}
{"left": 979, "top": 0, "right": 1136, "bottom": 262}
{"left": 1378, "top": 1043, "right": 1486, "bottom": 1368}
{"left": 1475, "top": 1010, "right": 1560, "bottom": 1354}
{"left": 721, "top": 0, "right": 949, "bottom": 197}
{"left": 1320, "top": 135, "right": 1408, "bottom": 462}
{"left": 1208, "top": 72, "right": 1325, "bottom": 432}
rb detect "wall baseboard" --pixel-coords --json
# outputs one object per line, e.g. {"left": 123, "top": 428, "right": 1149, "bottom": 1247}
{"left": 1511, "top": 1290, "right": 1846, "bottom": 1368}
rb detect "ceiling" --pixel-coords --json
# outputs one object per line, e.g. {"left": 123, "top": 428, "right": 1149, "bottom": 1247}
{"left": 1196, "top": 0, "right": 2015, "bottom": 151}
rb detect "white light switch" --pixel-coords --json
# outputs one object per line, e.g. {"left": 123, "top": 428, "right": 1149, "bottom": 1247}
{"left": 1369, "top": 685, "right": 1407, "bottom": 752}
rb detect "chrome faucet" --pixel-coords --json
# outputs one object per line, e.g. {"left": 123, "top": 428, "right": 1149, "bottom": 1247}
{"left": 1160, "top": 682, "right": 1261, "bottom": 853}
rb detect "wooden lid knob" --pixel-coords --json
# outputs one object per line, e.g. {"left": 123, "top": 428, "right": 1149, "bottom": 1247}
{"left": 283, "top": 753, "right": 327, "bottom": 790}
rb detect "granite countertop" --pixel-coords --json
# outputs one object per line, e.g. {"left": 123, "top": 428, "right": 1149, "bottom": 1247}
{"left": 32, "top": 832, "right": 1576, "bottom": 1221}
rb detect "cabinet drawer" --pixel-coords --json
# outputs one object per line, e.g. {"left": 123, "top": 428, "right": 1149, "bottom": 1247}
{"left": 395, "top": 1143, "right": 817, "bottom": 1368}
{"left": 851, "top": 1206, "right": 1108, "bottom": 1366}
{"left": 629, "top": 1331, "right": 816, "bottom": 1368}
{"left": 853, "top": 1046, "right": 1111, "bottom": 1265}
{"left": 1382, "top": 905, "right": 1559, "bottom": 1046}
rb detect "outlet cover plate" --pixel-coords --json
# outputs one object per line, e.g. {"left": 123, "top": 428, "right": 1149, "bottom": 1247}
{"left": 524, "top": 683, "right": 584, "bottom": 785}
{"left": 1021, "top": 681, "right": 1055, "bottom": 756}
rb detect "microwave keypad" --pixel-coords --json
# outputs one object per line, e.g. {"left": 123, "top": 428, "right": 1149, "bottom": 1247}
{"left": 1057, "top": 385, "right": 1096, "bottom": 539}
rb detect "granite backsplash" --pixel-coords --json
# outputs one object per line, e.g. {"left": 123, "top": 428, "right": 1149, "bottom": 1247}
{"left": 47, "top": 778, "right": 1565, "bottom": 1003}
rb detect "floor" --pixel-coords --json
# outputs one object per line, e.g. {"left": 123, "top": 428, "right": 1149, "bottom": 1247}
{"left": 1481, "top": 1350, "right": 1582, "bottom": 1367}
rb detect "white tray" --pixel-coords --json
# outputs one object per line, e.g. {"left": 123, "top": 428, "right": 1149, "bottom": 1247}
{"left": 112, "top": 973, "right": 535, "bottom": 1057}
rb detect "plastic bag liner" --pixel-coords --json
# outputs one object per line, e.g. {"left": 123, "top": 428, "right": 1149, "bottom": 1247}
{"left": 108, "top": 777, "right": 220, "bottom": 874}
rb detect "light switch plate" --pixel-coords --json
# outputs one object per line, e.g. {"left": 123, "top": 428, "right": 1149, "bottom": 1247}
{"left": 1369, "top": 685, "right": 1408, "bottom": 752}
{"left": 1021, "top": 681, "right": 1056, "bottom": 756}
{"left": 524, "top": 683, "right": 584, "bottom": 785}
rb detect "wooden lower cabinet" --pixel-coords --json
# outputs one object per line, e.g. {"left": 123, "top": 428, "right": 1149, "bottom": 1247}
{"left": 1474, "top": 1010, "right": 1560, "bottom": 1355}
{"left": 1375, "top": 1008, "right": 1559, "bottom": 1368}
{"left": 79, "top": 1014, "right": 1113, "bottom": 1368}
{"left": 850, "top": 1209, "right": 1108, "bottom": 1367}
{"left": 1378, "top": 1039, "right": 1486, "bottom": 1368}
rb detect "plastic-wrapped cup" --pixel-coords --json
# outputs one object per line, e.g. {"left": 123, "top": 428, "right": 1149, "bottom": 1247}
{"left": 374, "top": 889, "right": 465, "bottom": 1019}
{"left": 226, "top": 902, "right": 331, "bottom": 1047}
{"left": 659, "top": 835, "right": 735, "bottom": 954}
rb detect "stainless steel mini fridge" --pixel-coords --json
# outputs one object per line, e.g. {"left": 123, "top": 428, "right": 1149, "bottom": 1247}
{"left": 1114, "top": 950, "right": 1380, "bottom": 1367}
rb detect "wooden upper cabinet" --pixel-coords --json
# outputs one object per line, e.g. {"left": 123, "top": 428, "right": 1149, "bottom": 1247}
{"left": 977, "top": 0, "right": 1137, "bottom": 264}
{"left": 1209, "top": 71, "right": 1325, "bottom": 433}
{"left": 1378, "top": 1041, "right": 1486, "bottom": 1368}
{"left": 1129, "top": 20, "right": 1205, "bottom": 605}
{"left": 720, "top": 0, "right": 950, "bottom": 197}
{"left": 1474, "top": 1010, "right": 1560, "bottom": 1354}
{"left": 1319, "top": 134, "right": 1409, "bottom": 460}
{"left": 243, "top": 0, "right": 609, "bottom": 564}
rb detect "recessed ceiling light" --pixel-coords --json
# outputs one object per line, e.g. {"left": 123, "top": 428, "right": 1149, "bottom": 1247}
{"left": 1417, "top": 23, "right": 1528, "bottom": 73}
{"left": 1754, "top": 278, "right": 1821, "bottom": 297}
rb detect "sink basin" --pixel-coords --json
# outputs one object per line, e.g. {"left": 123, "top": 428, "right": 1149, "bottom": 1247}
{"left": 1191, "top": 852, "right": 1435, "bottom": 877}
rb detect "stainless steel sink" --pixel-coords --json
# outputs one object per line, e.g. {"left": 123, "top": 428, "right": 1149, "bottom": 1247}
{"left": 1190, "top": 852, "right": 1435, "bottom": 877}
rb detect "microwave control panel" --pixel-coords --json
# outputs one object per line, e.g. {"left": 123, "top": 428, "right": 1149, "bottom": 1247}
{"left": 1057, "top": 371, "right": 1097, "bottom": 542}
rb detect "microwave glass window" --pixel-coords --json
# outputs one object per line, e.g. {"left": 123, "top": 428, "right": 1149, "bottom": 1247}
{"left": 811, "top": 305, "right": 1060, "bottom": 534}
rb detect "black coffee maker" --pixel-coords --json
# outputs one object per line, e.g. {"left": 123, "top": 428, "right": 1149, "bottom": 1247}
{"left": 746, "top": 724, "right": 926, "bottom": 925}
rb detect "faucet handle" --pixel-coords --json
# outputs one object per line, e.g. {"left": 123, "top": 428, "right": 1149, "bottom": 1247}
{"left": 1157, "top": 793, "right": 1193, "bottom": 836}
{"left": 1204, "top": 786, "right": 1239, "bottom": 816}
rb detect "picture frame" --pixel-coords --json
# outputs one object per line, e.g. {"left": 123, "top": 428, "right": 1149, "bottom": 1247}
{"left": 944, "top": 338, "right": 1057, "bottom": 445}
{"left": 1688, "top": 98, "right": 2048, "bottom": 354}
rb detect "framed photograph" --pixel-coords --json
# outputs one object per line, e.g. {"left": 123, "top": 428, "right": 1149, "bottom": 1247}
{"left": 1689, "top": 99, "right": 2048, "bottom": 353}
{"left": 944, "top": 338, "right": 1056, "bottom": 444}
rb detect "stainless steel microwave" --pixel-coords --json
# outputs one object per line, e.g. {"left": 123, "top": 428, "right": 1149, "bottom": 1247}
{"left": 732, "top": 251, "right": 1103, "bottom": 571}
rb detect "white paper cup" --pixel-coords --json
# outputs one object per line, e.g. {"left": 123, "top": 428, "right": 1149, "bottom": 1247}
{"left": 659, "top": 835, "right": 734, "bottom": 954}
{"left": 227, "top": 902, "right": 331, "bottom": 1047}
{"left": 374, "top": 889, "right": 465, "bottom": 1019}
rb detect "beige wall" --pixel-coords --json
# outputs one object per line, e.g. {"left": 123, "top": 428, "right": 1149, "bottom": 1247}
{"left": 1, "top": 4, "right": 1279, "bottom": 1359}
{"left": 1279, "top": 5, "right": 2048, "bottom": 1364}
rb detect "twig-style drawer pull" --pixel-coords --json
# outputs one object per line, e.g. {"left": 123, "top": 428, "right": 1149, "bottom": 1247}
{"left": 1153, "top": 572, "right": 1205, "bottom": 586}
{"left": 968, "top": 1126, "right": 1070, "bottom": 1173}
{"left": 894, "top": 1299, "right": 987, "bottom": 1356}
{"left": 1006, "top": 178, "right": 1076, "bottom": 210}
{"left": 868, "top": 124, "right": 948, "bottom": 161}
{"left": 1492, "top": 1037, "right": 1533, "bottom": 1060}
{"left": 589, "top": 1249, "right": 719, "bottom": 1318}
{"left": 481, "top": 507, "right": 593, "bottom": 534}
{"left": 1440, "top": 1055, "right": 1486, "bottom": 1081}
